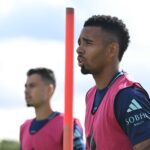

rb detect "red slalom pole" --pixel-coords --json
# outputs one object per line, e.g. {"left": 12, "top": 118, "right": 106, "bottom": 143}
{"left": 63, "top": 7, "right": 74, "bottom": 150}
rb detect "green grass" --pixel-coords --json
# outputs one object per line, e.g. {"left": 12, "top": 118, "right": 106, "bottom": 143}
{"left": 0, "top": 140, "right": 19, "bottom": 150}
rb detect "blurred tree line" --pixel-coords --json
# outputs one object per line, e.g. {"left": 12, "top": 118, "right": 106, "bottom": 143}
{"left": 0, "top": 140, "right": 19, "bottom": 150}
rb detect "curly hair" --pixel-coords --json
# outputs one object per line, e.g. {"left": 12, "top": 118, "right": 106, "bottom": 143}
{"left": 84, "top": 15, "right": 130, "bottom": 61}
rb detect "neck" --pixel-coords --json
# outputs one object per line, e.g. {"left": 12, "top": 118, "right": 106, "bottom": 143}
{"left": 34, "top": 104, "right": 53, "bottom": 120}
{"left": 93, "top": 66, "right": 119, "bottom": 90}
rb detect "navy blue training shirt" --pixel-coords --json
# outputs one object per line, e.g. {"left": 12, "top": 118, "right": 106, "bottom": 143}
{"left": 114, "top": 86, "right": 150, "bottom": 145}
{"left": 29, "top": 112, "right": 85, "bottom": 150}
{"left": 92, "top": 72, "right": 150, "bottom": 145}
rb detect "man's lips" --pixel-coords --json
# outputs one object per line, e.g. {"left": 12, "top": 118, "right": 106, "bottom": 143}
{"left": 77, "top": 55, "right": 85, "bottom": 66}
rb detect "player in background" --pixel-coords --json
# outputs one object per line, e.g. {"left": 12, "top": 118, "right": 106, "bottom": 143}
{"left": 20, "top": 67, "right": 85, "bottom": 150}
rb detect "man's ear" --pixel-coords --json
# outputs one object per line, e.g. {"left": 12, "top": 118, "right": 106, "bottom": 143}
{"left": 107, "top": 42, "right": 119, "bottom": 60}
{"left": 48, "top": 84, "right": 55, "bottom": 95}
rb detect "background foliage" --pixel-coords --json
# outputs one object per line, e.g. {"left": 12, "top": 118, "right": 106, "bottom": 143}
{"left": 0, "top": 140, "right": 19, "bottom": 150}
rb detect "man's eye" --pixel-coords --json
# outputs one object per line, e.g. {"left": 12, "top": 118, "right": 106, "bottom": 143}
{"left": 86, "top": 42, "right": 92, "bottom": 45}
{"left": 78, "top": 39, "right": 81, "bottom": 45}
{"left": 29, "top": 84, "right": 36, "bottom": 88}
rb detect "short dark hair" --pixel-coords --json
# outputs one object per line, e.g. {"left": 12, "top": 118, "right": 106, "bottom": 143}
{"left": 27, "top": 67, "right": 56, "bottom": 88}
{"left": 84, "top": 15, "right": 130, "bottom": 61}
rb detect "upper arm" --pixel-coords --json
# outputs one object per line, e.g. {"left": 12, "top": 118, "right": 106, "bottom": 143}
{"left": 133, "top": 139, "right": 150, "bottom": 150}
{"left": 114, "top": 86, "right": 150, "bottom": 146}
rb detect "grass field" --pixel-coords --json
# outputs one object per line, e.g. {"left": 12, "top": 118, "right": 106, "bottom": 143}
{"left": 0, "top": 140, "right": 19, "bottom": 150}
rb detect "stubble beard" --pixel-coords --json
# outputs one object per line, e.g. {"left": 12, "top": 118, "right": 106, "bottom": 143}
{"left": 26, "top": 100, "right": 34, "bottom": 107}
{"left": 81, "top": 66, "right": 91, "bottom": 75}
{"left": 26, "top": 103, "right": 33, "bottom": 107}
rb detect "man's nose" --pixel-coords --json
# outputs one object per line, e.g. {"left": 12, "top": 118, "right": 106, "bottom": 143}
{"left": 76, "top": 45, "right": 85, "bottom": 54}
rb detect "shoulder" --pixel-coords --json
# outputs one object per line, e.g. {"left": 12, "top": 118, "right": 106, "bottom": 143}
{"left": 114, "top": 86, "right": 150, "bottom": 145}
{"left": 86, "top": 86, "right": 96, "bottom": 95}
{"left": 21, "top": 119, "right": 33, "bottom": 128}
{"left": 114, "top": 86, "right": 150, "bottom": 118}
{"left": 115, "top": 86, "right": 149, "bottom": 105}
{"left": 55, "top": 112, "right": 63, "bottom": 118}
{"left": 85, "top": 86, "right": 97, "bottom": 102}
{"left": 74, "top": 118, "right": 82, "bottom": 129}
{"left": 51, "top": 112, "right": 64, "bottom": 124}
{"left": 20, "top": 119, "right": 33, "bottom": 137}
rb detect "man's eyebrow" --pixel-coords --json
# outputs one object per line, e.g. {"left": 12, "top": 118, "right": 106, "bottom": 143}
{"left": 25, "top": 82, "right": 36, "bottom": 87}
{"left": 78, "top": 37, "right": 93, "bottom": 44}
{"left": 83, "top": 37, "right": 93, "bottom": 43}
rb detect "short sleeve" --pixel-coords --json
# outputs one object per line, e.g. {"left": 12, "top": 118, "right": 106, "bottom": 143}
{"left": 114, "top": 86, "right": 150, "bottom": 145}
{"left": 73, "top": 119, "right": 85, "bottom": 150}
